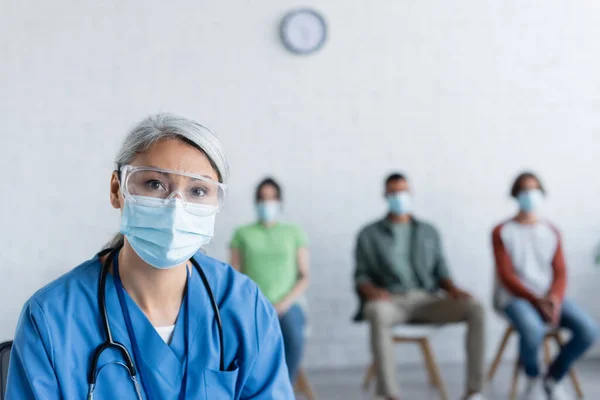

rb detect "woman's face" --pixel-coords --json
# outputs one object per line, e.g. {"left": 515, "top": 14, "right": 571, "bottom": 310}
{"left": 258, "top": 184, "right": 279, "bottom": 202}
{"left": 110, "top": 138, "right": 219, "bottom": 210}
{"left": 518, "top": 176, "right": 541, "bottom": 194}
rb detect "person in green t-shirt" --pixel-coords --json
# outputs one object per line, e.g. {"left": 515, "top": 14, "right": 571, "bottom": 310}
{"left": 230, "top": 177, "right": 309, "bottom": 382}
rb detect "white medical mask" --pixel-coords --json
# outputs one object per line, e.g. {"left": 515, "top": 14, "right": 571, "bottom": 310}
{"left": 517, "top": 189, "right": 544, "bottom": 213}
{"left": 120, "top": 197, "right": 216, "bottom": 269}
{"left": 386, "top": 192, "right": 412, "bottom": 215}
{"left": 257, "top": 200, "right": 280, "bottom": 223}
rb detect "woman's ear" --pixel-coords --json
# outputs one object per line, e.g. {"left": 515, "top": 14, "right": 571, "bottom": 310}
{"left": 110, "top": 172, "right": 122, "bottom": 209}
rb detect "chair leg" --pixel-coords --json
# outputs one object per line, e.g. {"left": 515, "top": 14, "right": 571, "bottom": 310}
{"left": 543, "top": 337, "right": 552, "bottom": 366}
{"left": 552, "top": 333, "right": 584, "bottom": 399}
{"left": 419, "top": 339, "right": 437, "bottom": 386}
{"left": 295, "top": 368, "right": 317, "bottom": 400}
{"left": 509, "top": 356, "right": 520, "bottom": 400}
{"left": 419, "top": 338, "right": 449, "bottom": 400}
{"left": 363, "top": 363, "right": 376, "bottom": 391}
{"left": 487, "top": 326, "right": 513, "bottom": 381}
{"left": 568, "top": 369, "right": 584, "bottom": 399}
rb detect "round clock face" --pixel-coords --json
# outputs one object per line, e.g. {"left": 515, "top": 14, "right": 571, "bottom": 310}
{"left": 280, "top": 9, "right": 327, "bottom": 55}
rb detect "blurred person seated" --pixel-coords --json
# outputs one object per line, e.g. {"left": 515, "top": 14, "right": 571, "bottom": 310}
{"left": 492, "top": 172, "right": 599, "bottom": 400}
{"left": 353, "top": 173, "right": 486, "bottom": 400}
{"left": 230, "top": 177, "right": 309, "bottom": 383}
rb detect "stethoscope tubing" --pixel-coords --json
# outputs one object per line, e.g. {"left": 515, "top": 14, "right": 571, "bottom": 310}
{"left": 87, "top": 247, "right": 224, "bottom": 398}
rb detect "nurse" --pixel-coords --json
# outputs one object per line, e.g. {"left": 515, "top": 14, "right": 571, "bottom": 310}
{"left": 6, "top": 113, "right": 293, "bottom": 399}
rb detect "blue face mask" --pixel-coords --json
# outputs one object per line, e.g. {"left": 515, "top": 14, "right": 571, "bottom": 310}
{"left": 257, "top": 201, "right": 280, "bottom": 223}
{"left": 517, "top": 189, "right": 544, "bottom": 213}
{"left": 386, "top": 192, "right": 412, "bottom": 216}
{"left": 120, "top": 197, "right": 215, "bottom": 269}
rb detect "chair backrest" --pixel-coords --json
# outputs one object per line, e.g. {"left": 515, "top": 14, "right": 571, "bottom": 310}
{"left": 0, "top": 341, "right": 12, "bottom": 400}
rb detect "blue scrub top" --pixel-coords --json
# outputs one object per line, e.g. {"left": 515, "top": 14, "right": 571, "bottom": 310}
{"left": 6, "top": 252, "right": 293, "bottom": 399}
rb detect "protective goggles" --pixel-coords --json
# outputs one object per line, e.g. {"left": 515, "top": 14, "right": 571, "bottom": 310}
{"left": 119, "top": 165, "right": 226, "bottom": 215}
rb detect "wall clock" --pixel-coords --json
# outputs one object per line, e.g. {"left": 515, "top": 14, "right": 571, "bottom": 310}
{"left": 280, "top": 9, "right": 327, "bottom": 55}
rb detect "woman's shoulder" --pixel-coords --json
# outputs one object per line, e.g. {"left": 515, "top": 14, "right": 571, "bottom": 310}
{"left": 25, "top": 256, "right": 101, "bottom": 314}
{"left": 231, "top": 222, "right": 261, "bottom": 238}
{"left": 276, "top": 222, "right": 305, "bottom": 235}
{"left": 492, "top": 218, "right": 559, "bottom": 232}
{"left": 236, "top": 222, "right": 262, "bottom": 231}
{"left": 492, "top": 218, "right": 515, "bottom": 233}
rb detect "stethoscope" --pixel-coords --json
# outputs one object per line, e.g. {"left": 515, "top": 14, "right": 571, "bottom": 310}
{"left": 87, "top": 247, "right": 224, "bottom": 400}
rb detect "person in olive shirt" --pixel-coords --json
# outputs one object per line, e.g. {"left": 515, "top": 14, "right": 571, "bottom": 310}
{"left": 230, "top": 177, "right": 309, "bottom": 382}
{"left": 354, "top": 173, "right": 486, "bottom": 400}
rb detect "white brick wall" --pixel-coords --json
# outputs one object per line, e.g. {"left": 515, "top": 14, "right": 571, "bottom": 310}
{"left": 2, "top": 0, "right": 600, "bottom": 369}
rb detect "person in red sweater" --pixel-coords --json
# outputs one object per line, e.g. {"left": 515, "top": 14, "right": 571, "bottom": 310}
{"left": 492, "top": 172, "right": 598, "bottom": 400}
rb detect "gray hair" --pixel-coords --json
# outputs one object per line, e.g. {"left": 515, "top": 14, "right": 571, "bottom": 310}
{"left": 106, "top": 113, "right": 229, "bottom": 249}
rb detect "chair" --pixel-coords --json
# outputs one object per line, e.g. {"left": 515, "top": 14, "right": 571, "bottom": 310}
{"left": 0, "top": 341, "right": 12, "bottom": 400}
{"left": 487, "top": 326, "right": 584, "bottom": 400}
{"left": 362, "top": 325, "right": 448, "bottom": 400}
{"left": 294, "top": 368, "right": 317, "bottom": 400}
